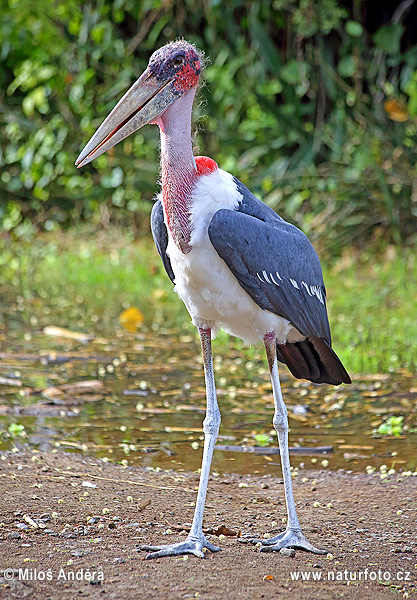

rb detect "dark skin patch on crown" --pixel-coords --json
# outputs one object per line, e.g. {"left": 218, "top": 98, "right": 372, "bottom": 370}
{"left": 149, "top": 41, "right": 201, "bottom": 91}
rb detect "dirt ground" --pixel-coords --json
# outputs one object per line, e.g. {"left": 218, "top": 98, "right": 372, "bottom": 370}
{"left": 0, "top": 451, "right": 415, "bottom": 600}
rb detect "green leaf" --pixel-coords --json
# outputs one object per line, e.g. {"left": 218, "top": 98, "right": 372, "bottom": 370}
{"left": 345, "top": 20, "right": 363, "bottom": 37}
{"left": 254, "top": 433, "right": 271, "bottom": 447}
{"left": 373, "top": 23, "right": 403, "bottom": 55}
{"left": 281, "top": 60, "right": 307, "bottom": 86}
{"left": 338, "top": 56, "right": 355, "bottom": 78}
{"left": 8, "top": 423, "right": 26, "bottom": 438}
{"left": 376, "top": 416, "right": 404, "bottom": 437}
{"left": 249, "top": 13, "right": 281, "bottom": 75}
{"left": 101, "top": 167, "right": 124, "bottom": 189}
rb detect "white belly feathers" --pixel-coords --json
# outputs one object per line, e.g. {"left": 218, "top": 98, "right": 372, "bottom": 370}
{"left": 164, "top": 168, "right": 303, "bottom": 344}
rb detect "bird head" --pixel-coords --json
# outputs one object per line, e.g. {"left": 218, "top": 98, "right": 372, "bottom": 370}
{"left": 75, "top": 40, "right": 202, "bottom": 168}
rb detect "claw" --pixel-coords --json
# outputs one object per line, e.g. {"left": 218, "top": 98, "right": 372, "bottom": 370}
{"left": 249, "top": 528, "right": 327, "bottom": 555}
{"left": 137, "top": 536, "right": 221, "bottom": 560}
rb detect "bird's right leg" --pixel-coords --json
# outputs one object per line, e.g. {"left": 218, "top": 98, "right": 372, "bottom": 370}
{"left": 250, "top": 333, "right": 326, "bottom": 554}
{"left": 138, "top": 327, "right": 221, "bottom": 559}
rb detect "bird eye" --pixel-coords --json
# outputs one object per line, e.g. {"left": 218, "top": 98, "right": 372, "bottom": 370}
{"left": 172, "top": 55, "right": 184, "bottom": 68}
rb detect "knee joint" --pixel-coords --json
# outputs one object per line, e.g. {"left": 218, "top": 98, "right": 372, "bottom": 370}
{"left": 203, "top": 410, "right": 221, "bottom": 435}
{"left": 273, "top": 413, "right": 288, "bottom": 433}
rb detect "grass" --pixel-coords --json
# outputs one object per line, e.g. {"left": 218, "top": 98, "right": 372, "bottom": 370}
{"left": 323, "top": 247, "right": 417, "bottom": 374}
{"left": 0, "top": 228, "right": 416, "bottom": 375}
{"left": 0, "top": 228, "right": 189, "bottom": 335}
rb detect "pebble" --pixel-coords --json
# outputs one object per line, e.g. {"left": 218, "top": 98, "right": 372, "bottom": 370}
{"left": 279, "top": 548, "right": 295, "bottom": 557}
{"left": 88, "top": 517, "right": 99, "bottom": 525}
{"left": 108, "top": 522, "right": 116, "bottom": 529}
{"left": 393, "top": 546, "right": 413, "bottom": 554}
{"left": 39, "top": 514, "right": 50, "bottom": 522}
{"left": 16, "top": 523, "right": 29, "bottom": 530}
{"left": 292, "top": 405, "right": 308, "bottom": 416}
{"left": 237, "top": 537, "right": 249, "bottom": 544}
{"left": 7, "top": 532, "right": 22, "bottom": 540}
{"left": 261, "top": 483, "right": 269, "bottom": 489}
{"left": 113, "top": 558, "right": 125, "bottom": 564}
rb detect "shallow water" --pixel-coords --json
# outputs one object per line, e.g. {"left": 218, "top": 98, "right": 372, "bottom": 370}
{"left": 0, "top": 327, "right": 416, "bottom": 476}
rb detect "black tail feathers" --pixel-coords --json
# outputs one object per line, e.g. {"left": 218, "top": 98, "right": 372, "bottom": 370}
{"left": 277, "top": 338, "right": 351, "bottom": 385}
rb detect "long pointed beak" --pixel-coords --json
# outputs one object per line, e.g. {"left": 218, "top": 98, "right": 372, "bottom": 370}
{"left": 75, "top": 69, "right": 179, "bottom": 168}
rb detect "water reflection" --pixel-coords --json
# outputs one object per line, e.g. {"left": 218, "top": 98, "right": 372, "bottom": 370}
{"left": 0, "top": 329, "right": 416, "bottom": 475}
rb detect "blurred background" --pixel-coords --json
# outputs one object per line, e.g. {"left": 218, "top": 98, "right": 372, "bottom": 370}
{"left": 1, "top": 0, "right": 417, "bottom": 251}
{"left": 1, "top": 0, "right": 417, "bottom": 472}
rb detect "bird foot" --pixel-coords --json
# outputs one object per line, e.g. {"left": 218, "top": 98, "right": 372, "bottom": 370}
{"left": 137, "top": 534, "right": 221, "bottom": 560}
{"left": 250, "top": 528, "right": 327, "bottom": 555}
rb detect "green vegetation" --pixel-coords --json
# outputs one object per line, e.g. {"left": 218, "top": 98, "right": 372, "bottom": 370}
{"left": 7, "top": 423, "right": 26, "bottom": 438}
{"left": 323, "top": 247, "right": 417, "bottom": 373}
{"left": 375, "top": 416, "right": 404, "bottom": 437}
{"left": 0, "top": 229, "right": 188, "bottom": 334}
{"left": 253, "top": 433, "right": 273, "bottom": 447}
{"left": 1, "top": 230, "right": 416, "bottom": 375}
{"left": 1, "top": 0, "right": 417, "bottom": 253}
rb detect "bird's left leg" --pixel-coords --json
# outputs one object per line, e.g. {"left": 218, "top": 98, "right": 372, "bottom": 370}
{"left": 138, "top": 327, "right": 221, "bottom": 559}
{"left": 250, "top": 333, "right": 326, "bottom": 555}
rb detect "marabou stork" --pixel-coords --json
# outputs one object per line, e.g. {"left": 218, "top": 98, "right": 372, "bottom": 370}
{"left": 76, "top": 40, "right": 351, "bottom": 559}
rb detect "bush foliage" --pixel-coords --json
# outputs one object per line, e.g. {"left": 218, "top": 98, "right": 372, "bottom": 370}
{"left": 1, "top": 0, "right": 417, "bottom": 252}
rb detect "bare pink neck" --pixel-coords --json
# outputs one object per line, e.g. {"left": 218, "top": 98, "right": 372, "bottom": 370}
{"left": 157, "top": 87, "right": 198, "bottom": 254}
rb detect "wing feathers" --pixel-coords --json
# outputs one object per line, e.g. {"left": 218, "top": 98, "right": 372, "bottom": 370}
{"left": 208, "top": 208, "right": 331, "bottom": 342}
{"left": 150, "top": 199, "right": 175, "bottom": 284}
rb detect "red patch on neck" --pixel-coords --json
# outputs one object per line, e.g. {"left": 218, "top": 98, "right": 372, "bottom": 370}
{"left": 195, "top": 156, "right": 218, "bottom": 176}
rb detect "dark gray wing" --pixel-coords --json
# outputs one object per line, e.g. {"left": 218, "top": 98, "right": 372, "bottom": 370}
{"left": 150, "top": 199, "right": 175, "bottom": 284}
{"left": 208, "top": 178, "right": 350, "bottom": 385}
{"left": 208, "top": 208, "right": 330, "bottom": 342}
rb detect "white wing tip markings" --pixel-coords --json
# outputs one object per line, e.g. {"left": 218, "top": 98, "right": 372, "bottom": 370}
{"left": 312, "top": 285, "right": 325, "bottom": 305}
{"left": 302, "top": 282, "right": 325, "bottom": 305}
{"left": 256, "top": 273, "right": 325, "bottom": 305}
{"left": 256, "top": 271, "right": 281, "bottom": 286}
